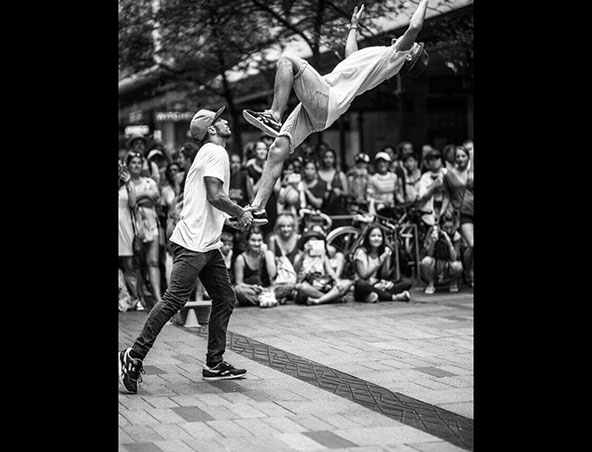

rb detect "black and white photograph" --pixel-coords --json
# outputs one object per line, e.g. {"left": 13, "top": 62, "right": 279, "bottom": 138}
{"left": 118, "top": 1, "right": 475, "bottom": 450}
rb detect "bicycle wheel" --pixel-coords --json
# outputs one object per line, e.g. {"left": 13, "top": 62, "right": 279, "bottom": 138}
{"left": 326, "top": 226, "right": 361, "bottom": 256}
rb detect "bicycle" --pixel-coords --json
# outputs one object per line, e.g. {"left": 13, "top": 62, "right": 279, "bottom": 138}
{"left": 325, "top": 202, "right": 424, "bottom": 281}
{"left": 298, "top": 207, "right": 333, "bottom": 235}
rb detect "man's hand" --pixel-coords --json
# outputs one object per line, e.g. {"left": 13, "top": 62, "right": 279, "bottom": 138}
{"left": 351, "top": 4, "right": 365, "bottom": 27}
{"left": 236, "top": 209, "right": 253, "bottom": 231}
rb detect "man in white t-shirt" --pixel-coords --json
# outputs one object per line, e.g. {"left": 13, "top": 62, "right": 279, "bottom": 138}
{"left": 119, "top": 106, "right": 256, "bottom": 394}
{"left": 237, "top": 1, "right": 430, "bottom": 225}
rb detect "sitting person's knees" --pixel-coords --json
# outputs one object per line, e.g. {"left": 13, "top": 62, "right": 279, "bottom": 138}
{"left": 450, "top": 260, "right": 463, "bottom": 275}
{"left": 421, "top": 256, "right": 435, "bottom": 268}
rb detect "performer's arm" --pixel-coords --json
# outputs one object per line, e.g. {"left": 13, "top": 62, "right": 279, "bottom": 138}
{"left": 345, "top": 4, "right": 364, "bottom": 58}
{"left": 394, "top": 0, "right": 429, "bottom": 52}
{"left": 204, "top": 176, "right": 252, "bottom": 228}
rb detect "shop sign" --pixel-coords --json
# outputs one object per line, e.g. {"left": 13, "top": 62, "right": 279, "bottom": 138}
{"left": 125, "top": 125, "right": 150, "bottom": 136}
{"left": 154, "top": 111, "right": 194, "bottom": 122}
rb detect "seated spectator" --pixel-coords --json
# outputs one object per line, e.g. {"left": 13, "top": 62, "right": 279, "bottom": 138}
{"left": 220, "top": 230, "right": 235, "bottom": 280}
{"left": 420, "top": 212, "right": 463, "bottom": 294}
{"left": 299, "top": 159, "right": 326, "bottom": 210}
{"left": 367, "top": 152, "right": 404, "bottom": 216}
{"left": 266, "top": 214, "right": 301, "bottom": 303}
{"left": 234, "top": 227, "right": 277, "bottom": 306}
{"left": 346, "top": 152, "right": 371, "bottom": 211}
{"left": 293, "top": 231, "right": 354, "bottom": 306}
{"left": 352, "top": 224, "right": 412, "bottom": 303}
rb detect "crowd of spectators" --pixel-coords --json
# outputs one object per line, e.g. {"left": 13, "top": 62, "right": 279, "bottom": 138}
{"left": 118, "top": 133, "right": 474, "bottom": 311}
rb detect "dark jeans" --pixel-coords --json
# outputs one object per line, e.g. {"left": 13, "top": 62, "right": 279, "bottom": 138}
{"left": 354, "top": 278, "right": 413, "bottom": 302}
{"left": 131, "top": 242, "right": 237, "bottom": 367}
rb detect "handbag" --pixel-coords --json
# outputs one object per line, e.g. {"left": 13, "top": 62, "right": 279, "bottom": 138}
{"left": 273, "top": 237, "right": 298, "bottom": 285}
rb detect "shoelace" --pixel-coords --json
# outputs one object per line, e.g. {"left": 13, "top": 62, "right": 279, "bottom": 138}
{"left": 259, "top": 113, "right": 280, "bottom": 128}
{"left": 128, "top": 361, "right": 146, "bottom": 383}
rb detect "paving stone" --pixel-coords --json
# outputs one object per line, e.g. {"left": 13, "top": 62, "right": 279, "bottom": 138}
{"left": 170, "top": 406, "right": 215, "bottom": 422}
{"left": 303, "top": 430, "right": 358, "bottom": 448}
{"left": 150, "top": 423, "right": 196, "bottom": 441}
{"left": 152, "top": 439, "right": 195, "bottom": 452}
{"left": 178, "top": 421, "right": 224, "bottom": 440}
{"left": 206, "top": 419, "right": 256, "bottom": 438}
{"left": 120, "top": 442, "right": 163, "bottom": 452}
{"left": 275, "top": 432, "right": 327, "bottom": 451}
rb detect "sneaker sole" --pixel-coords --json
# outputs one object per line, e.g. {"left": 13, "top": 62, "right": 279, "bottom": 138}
{"left": 227, "top": 217, "right": 268, "bottom": 227}
{"left": 202, "top": 371, "right": 247, "bottom": 381}
{"left": 243, "top": 110, "right": 280, "bottom": 138}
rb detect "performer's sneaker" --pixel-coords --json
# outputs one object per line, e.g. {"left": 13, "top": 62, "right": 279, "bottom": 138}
{"left": 203, "top": 361, "right": 247, "bottom": 381}
{"left": 243, "top": 109, "right": 281, "bottom": 138}
{"left": 119, "top": 348, "right": 145, "bottom": 394}
{"left": 228, "top": 206, "right": 268, "bottom": 226}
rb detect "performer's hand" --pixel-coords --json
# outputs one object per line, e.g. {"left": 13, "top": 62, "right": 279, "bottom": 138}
{"left": 237, "top": 209, "right": 253, "bottom": 230}
{"left": 351, "top": 4, "right": 365, "bottom": 27}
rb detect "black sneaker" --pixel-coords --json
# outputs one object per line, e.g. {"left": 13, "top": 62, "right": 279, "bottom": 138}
{"left": 119, "top": 348, "right": 145, "bottom": 394}
{"left": 203, "top": 361, "right": 247, "bottom": 381}
{"left": 243, "top": 109, "right": 281, "bottom": 138}
{"left": 228, "top": 207, "right": 268, "bottom": 226}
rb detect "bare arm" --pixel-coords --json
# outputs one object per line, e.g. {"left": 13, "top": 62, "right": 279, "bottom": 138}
{"left": 265, "top": 250, "right": 277, "bottom": 280}
{"left": 394, "top": 0, "right": 429, "bottom": 52}
{"left": 204, "top": 176, "right": 252, "bottom": 228}
{"left": 345, "top": 4, "right": 364, "bottom": 58}
{"left": 234, "top": 254, "right": 245, "bottom": 285}
{"left": 246, "top": 174, "right": 255, "bottom": 204}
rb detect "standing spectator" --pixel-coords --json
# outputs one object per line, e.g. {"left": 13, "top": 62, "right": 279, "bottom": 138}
{"left": 234, "top": 227, "right": 277, "bottom": 306}
{"left": 420, "top": 212, "right": 463, "bottom": 294}
{"left": 147, "top": 148, "right": 169, "bottom": 185}
{"left": 299, "top": 159, "right": 326, "bottom": 210}
{"left": 442, "top": 144, "right": 456, "bottom": 171}
{"left": 440, "top": 145, "right": 474, "bottom": 287}
{"left": 462, "top": 139, "right": 474, "bottom": 170}
{"left": 119, "top": 157, "right": 142, "bottom": 309}
{"left": 126, "top": 151, "right": 163, "bottom": 307}
{"left": 352, "top": 224, "right": 412, "bottom": 303}
{"left": 367, "top": 152, "right": 403, "bottom": 216}
{"left": 417, "top": 149, "right": 447, "bottom": 228}
{"left": 158, "top": 161, "right": 182, "bottom": 286}
{"left": 347, "top": 152, "right": 371, "bottom": 211}
{"left": 229, "top": 153, "right": 254, "bottom": 208}
{"left": 247, "top": 140, "right": 278, "bottom": 237}
{"left": 318, "top": 148, "right": 349, "bottom": 219}
{"left": 402, "top": 152, "right": 422, "bottom": 203}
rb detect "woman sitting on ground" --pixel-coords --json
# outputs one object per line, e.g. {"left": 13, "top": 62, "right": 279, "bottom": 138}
{"left": 234, "top": 227, "right": 277, "bottom": 306}
{"left": 353, "top": 224, "right": 412, "bottom": 303}
{"left": 293, "top": 230, "right": 354, "bottom": 306}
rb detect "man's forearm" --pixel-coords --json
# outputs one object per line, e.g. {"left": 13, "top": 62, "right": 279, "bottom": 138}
{"left": 208, "top": 191, "right": 245, "bottom": 218}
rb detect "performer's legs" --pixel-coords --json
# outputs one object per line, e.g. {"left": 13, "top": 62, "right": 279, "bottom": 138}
{"left": 268, "top": 53, "right": 308, "bottom": 122}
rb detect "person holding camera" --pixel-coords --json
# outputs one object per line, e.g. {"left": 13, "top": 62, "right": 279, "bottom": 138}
{"left": 419, "top": 212, "right": 463, "bottom": 294}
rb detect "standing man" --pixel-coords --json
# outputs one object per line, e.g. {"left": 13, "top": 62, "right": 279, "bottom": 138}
{"left": 119, "top": 106, "right": 254, "bottom": 394}
{"left": 237, "top": 1, "right": 430, "bottom": 224}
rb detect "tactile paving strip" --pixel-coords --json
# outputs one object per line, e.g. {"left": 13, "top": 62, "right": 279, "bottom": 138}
{"left": 192, "top": 326, "right": 473, "bottom": 450}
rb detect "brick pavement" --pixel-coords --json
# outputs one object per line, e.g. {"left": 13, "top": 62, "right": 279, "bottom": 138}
{"left": 119, "top": 287, "right": 473, "bottom": 452}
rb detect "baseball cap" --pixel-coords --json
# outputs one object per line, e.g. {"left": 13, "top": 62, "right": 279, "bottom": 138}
{"left": 354, "top": 152, "right": 370, "bottom": 164}
{"left": 189, "top": 106, "right": 226, "bottom": 141}
{"left": 374, "top": 151, "right": 392, "bottom": 162}
{"left": 401, "top": 42, "right": 429, "bottom": 78}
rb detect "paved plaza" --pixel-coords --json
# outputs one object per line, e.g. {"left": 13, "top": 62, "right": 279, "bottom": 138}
{"left": 118, "top": 286, "right": 473, "bottom": 452}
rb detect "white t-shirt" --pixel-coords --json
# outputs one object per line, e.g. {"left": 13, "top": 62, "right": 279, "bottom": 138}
{"left": 323, "top": 41, "right": 411, "bottom": 127}
{"left": 170, "top": 142, "right": 230, "bottom": 252}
